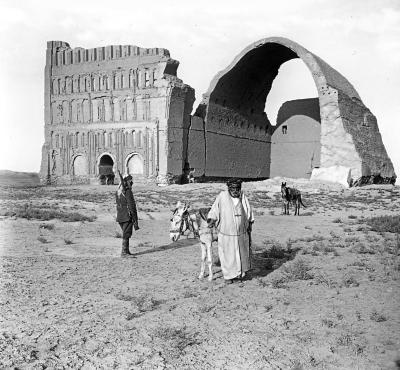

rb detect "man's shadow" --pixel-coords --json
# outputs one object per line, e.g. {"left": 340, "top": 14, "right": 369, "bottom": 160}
{"left": 246, "top": 244, "right": 301, "bottom": 279}
{"left": 132, "top": 237, "right": 199, "bottom": 257}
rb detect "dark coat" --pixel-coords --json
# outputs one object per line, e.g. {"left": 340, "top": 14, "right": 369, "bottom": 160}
{"left": 116, "top": 188, "right": 139, "bottom": 228}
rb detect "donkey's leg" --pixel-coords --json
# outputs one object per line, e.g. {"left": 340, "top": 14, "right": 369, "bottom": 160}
{"left": 190, "top": 214, "right": 199, "bottom": 238}
{"left": 198, "top": 242, "right": 206, "bottom": 279}
{"left": 206, "top": 240, "right": 213, "bottom": 281}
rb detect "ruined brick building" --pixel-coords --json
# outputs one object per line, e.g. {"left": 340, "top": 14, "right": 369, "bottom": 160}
{"left": 40, "top": 37, "right": 396, "bottom": 185}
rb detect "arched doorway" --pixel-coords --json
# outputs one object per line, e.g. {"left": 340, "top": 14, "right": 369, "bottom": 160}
{"left": 126, "top": 153, "right": 144, "bottom": 176}
{"left": 73, "top": 155, "right": 88, "bottom": 176}
{"left": 98, "top": 153, "right": 115, "bottom": 185}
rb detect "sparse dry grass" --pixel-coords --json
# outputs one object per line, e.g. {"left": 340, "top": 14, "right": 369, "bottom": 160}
{"left": 1, "top": 182, "right": 399, "bottom": 369}
{"left": 152, "top": 325, "right": 201, "bottom": 360}
{"left": 364, "top": 215, "right": 400, "bottom": 233}
{"left": 1, "top": 203, "right": 96, "bottom": 222}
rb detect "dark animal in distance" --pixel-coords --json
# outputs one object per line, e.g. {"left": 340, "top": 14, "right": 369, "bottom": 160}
{"left": 281, "top": 182, "right": 306, "bottom": 216}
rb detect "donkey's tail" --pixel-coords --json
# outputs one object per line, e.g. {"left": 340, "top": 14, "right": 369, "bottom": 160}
{"left": 299, "top": 195, "right": 306, "bottom": 208}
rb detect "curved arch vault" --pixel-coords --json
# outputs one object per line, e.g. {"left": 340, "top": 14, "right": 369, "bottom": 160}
{"left": 187, "top": 37, "right": 395, "bottom": 181}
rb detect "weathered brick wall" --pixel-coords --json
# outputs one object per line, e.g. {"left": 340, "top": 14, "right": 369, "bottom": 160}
{"left": 188, "top": 103, "right": 271, "bottom": 179}
{"left": 186, "top": 116, "right": 206, "bottom": 175}
{"left": 40, "top": 41, "right": 194, "bottom": 185}
{"left": 338, "top": 92, "right": 395, "bottom": 178}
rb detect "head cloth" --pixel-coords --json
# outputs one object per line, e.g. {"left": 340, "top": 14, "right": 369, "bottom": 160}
{"left": 226, "top": 178, "right": 242, "bottom": 189}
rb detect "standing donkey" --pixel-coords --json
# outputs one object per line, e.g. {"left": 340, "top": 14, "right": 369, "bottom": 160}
{"left": 170, "top": 202, "right": 217, "bottom": 281}
{"left": 281, "top": 182, "right": 306, "bottom": 216}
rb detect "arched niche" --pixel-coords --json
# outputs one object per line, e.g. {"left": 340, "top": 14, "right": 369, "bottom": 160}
{"left": 72, "top": 155, "right": 88, "bottom": 176}
{"left": 125, "top": 153, "right": 144, "bottom": 176}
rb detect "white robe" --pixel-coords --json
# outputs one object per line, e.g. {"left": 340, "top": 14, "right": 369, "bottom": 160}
{"left": 208, "top": 190, "right": 254, "bottom": 280}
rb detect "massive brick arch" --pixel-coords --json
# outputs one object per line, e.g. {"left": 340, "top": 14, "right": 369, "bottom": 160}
{"left": 188, "top": 37, "right": 395, "bottom": 181}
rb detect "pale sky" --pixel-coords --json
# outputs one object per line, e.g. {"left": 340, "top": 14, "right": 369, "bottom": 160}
{"left": 1, "top": 0, "right": 399, "bottom": 177}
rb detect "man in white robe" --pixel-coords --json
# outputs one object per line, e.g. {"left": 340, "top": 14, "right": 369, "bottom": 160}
{"left": 207, "top": 179, "right": 254, "bottom": 284}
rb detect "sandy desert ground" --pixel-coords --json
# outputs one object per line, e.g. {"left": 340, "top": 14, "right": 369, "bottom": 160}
{"left": 0, "top": 177, "right": 399, "bottom": 369}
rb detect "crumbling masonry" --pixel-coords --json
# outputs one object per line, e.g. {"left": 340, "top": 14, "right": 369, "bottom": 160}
{"left": 40, "top": 37, "right": 396, "bottom": 185}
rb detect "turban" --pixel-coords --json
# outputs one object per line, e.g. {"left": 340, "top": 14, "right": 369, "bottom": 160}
{"left": 226, "top": 178, "right": 242, "bottom": 189}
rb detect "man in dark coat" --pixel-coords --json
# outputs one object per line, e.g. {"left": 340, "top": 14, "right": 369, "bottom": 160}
{"left": 116, "top": 174, "right": 139, "bottom": 257}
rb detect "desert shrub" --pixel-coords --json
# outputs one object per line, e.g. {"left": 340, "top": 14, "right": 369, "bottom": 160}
{"left": 115, "top": 231, "right": 122, "bottom": 238}
{"left": 255, "top": 277, "right": 268, "bottom": 288}
{"left": 270, "top": 276, "right": 288, "bottom": 289}
{"left": 152, "top": 325, "right": 200, "bottom": 359}
{"left": 290, "top": 361, "right": 304, "bottom": 370}
{"left": 329, "top": 231, "right": 340, "bottom": 239}
{"left": 37, "top": 236, "right": 48, "bottom": 244}
{"left": 336, "top": 333, "right": 353, "bottom": 346}
{"left": 350, "top": 242, "right": 375, "bottom": 254}
{"left": 301, "top": 211, "right": 314, "bottom": 216}
{"left": 342, "top": 275, "right": 359, "bottom": 288}
{"left": 332, "top": 218, "right": 342, "bottom": 223}
{"left": 183, "top": 289, "right": 198, "bottom": 298}
{"left": 315, "top": 273, "right": 337, "bottom": 288}
{"left": 322, "top": 245, "right": 336, "bottom": 254}
{"left": 311, "top": 244, "right": 321, "bottom": 253}
{"left": 39, "top": 223, "right": 55, "bottom": 230}
{"left": 348, "top": 215, "right": 358, "bottom": 219}
{"left": 281, "top": 258, "right": 313, "bottom": 281}
{"left": 303, "top": 234, "right": 324, "bottom": 243}
{"left": 365, "top": 215, "right": 400, "bottom": 233}
{"left": 117, "top": 293, "right": 164, "bottom": 318}
{"left": 262, "top": 243, "right": 286, "bottom": 259}
{"left": 335, "top": 332, "right": 366, "bottom": 355}
{"left": 333, "top": 241, "right": 346, "bottom": 248}
{"left": 64, "top": 238, "right": 73, "bottom": 245}
{"left": 370, "top": 309, "right": 387, "bottom": 322}
{"left": 345, "top": 236, "right": 359, "bottom": 243}
{"left": 321, "top": 318, "right": 336, "bottom": 328}
{"left": 198, "top": 303, "right": 215, "bottom": 313}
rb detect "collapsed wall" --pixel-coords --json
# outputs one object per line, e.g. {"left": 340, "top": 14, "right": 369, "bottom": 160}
{"left": 40, "top": 41, "right": 194, "bottom": 185}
